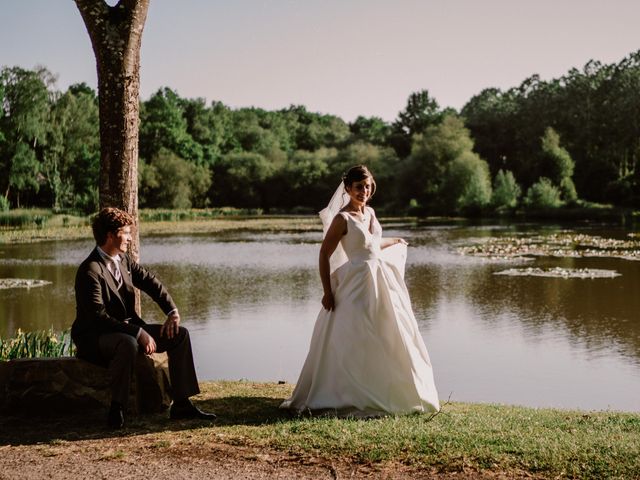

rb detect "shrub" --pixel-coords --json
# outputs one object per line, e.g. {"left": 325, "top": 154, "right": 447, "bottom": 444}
{"left": 492, "top": 169, "right": 521, "bottom": 209}
{"left": 560, "top": 177, "right": 578, "bottom": 204}
{"left": 525, "top": 177, "right": 562, "bottom": 208}
{"left": 0, "top": 196, "right": 9, "bottom": 212}
{"left": 441, "top": 151, "right": 492, "bottom": 214}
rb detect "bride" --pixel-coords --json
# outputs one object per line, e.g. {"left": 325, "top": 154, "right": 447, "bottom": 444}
{"left": 281, "top": 165, "right": 440, "bottom": 416}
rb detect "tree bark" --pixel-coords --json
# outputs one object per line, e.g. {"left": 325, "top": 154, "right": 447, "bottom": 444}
{"left": 74, "top": 0, "right": 149, "bottom": 264}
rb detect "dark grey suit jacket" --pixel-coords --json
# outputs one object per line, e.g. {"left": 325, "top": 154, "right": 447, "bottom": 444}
{"left": 71, "top": 247, "right": 177, "bottom": 364}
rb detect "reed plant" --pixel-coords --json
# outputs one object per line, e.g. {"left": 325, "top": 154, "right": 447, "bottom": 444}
{"left": 0, "top": 328, "right": 75, "bottom": 361}
{"left": 0, "top": 209, "right": 53, "bottom": 228}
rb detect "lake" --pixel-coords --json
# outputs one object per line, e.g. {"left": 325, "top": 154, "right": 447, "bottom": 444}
{"left": 1, "top": 221, "right": 639, "bottom": 412}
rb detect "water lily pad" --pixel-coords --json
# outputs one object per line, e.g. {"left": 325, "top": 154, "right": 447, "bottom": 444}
{"left": 0, "top": 278, "right": 52, "bottom": 289}
{"left": 494, "top": 267, "right": 621, "bottom": 279}
{"left": 458, "top": 232, "right": 640, "bottom": 261}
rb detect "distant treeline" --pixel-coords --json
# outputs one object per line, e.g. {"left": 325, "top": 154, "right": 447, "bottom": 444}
{"left": 1, "top": 50, "right": 639, "bottom": 215}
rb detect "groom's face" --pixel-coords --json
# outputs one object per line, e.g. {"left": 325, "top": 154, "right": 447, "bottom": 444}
{"left": 107, "top": 225, "right": 132, "bottom": 254}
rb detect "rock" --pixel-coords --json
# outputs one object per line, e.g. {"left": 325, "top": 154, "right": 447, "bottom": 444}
{"left": 134, "top": 351, "right": 173, "bottom": 413}
{"left": 0, "top": 353, "right": 171, "bottom": 416}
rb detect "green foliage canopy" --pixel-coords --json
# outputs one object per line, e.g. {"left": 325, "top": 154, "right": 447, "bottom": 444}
{"left": 4, "top": 49, "right": 640, "bottom": 213}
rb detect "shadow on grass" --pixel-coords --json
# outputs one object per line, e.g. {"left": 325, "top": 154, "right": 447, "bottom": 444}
{"left": 0, "top": 395, "right": 296, "bottom": 446}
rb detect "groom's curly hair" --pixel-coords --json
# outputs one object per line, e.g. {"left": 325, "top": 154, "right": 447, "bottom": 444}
{"left": 92, "top": 207, "right": 135, "bottom": 246}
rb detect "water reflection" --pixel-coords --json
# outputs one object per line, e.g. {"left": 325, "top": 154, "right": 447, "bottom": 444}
{"left": 1, "top": 224, "right": 639, "bottom": 412}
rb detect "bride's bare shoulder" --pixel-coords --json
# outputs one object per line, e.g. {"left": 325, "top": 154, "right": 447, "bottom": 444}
{"left": 331, "top": 212, "right": 348, "bottom": 225}
{"left": 325, "top": 213, "right": 347, "bottom": 236}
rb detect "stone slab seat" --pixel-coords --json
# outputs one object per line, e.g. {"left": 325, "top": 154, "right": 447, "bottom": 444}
{"left": 0, "top": 352, "right": 172, "bottom": 416}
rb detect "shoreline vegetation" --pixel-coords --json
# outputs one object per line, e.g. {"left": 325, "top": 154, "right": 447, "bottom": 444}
{"left": 0, "top": 209, "right": 321, "bottom": 244}
{"left": 0, "top": 206, "right": 638, "bottom": 244}
{"left": 0, "top": 329, "right": 75, "bottom": 360}
{"left": 0, "top": 379, "right": 638, "bottom": 479}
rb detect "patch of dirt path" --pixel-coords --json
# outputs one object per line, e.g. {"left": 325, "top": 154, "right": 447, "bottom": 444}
{"left": 0, "top": 441, "right": 536, "bottom": 479}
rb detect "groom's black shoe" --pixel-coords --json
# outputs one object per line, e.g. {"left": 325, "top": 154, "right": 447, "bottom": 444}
{"left": 169, "top": 399, "right": 217, "bottom": 421}
{"left": 107, "top": 402, "right": 125, "bottom": 429}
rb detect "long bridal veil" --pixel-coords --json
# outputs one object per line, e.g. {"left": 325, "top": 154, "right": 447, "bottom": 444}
{"left": 318, "top": 182, "right": 350, "bottom": 274}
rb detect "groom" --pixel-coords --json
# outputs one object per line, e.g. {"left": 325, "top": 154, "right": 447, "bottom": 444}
{"left": 71, "top": 207, "right": 216, "bottom": 428}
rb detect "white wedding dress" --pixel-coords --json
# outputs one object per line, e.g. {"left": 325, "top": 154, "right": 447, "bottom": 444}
{"left": 281, "top": 208, "right": 440, "bottom": 416}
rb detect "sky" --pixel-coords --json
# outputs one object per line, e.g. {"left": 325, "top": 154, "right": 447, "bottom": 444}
{"left": 1, "top": 0, "right": 639, "bottom": 122}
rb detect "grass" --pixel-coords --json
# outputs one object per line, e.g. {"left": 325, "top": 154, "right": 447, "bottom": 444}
{"left": 0, "top": 209, "right": 91, "bottom": 243}
{"left": 138, "top": 207, "right": 264, "bottom": 222}
{"left": 0, "top": 208, "right": 54, "bottom": 228}
{"left": 137, "top": 215, "right": 321, "bottom": 237}
{"left": 0, "top": 208, "right": 90, "bottom": 228}
{"left": 0, "top": 209, "right": 322, "bottom": 244}
{"left": 0, "top": 378, "right": 637, "bottom": 477}
{"left": 188, "top": 381, "right": 639, "bottom": 479}
{"left": 0, "top": 328, "right": 75, "bottom": 360}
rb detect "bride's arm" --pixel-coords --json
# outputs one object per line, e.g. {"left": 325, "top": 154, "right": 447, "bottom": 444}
{"left": 368, "top": 207, "right": 407, "bottom": 249}
{"left": 319, "top": 214, "right": 346, "bottom": 311}
{"left": 380, "top": 237, "right": 408, "bottom": 249}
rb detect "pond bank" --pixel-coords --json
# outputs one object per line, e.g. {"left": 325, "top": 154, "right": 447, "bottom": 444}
{"left": 0, "top": 216, "right": 322, "bottom": 244}
{"left": 3, "top": 207, "right": 636, "bottom": 245}
{"left": 0, "top": 380, "right": 637, "bottom": 479}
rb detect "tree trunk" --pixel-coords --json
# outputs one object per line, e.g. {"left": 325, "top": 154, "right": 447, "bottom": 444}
{"left": 74, "top": 0, "right": 149, "bottom": 264}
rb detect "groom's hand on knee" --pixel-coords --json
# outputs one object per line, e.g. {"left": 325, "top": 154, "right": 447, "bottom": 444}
{"left": 138, "top": 329, "right": 157, "bottom": 354}
{"left": 160, "top": 311, "right": 181, "bottom": 339}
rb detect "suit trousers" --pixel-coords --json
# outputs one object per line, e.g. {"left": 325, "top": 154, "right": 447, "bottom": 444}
{"left": 98, "top": 325, "right": 200, "bottom": 408}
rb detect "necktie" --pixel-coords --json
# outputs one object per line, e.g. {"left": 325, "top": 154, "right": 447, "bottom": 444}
{"left": 111, "top": 259, "right": 123, "bottom": 287}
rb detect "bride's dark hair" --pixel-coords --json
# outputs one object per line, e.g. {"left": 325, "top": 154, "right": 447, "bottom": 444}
{"left": 342, "top": 165, "right": 376, "bottom": 200}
